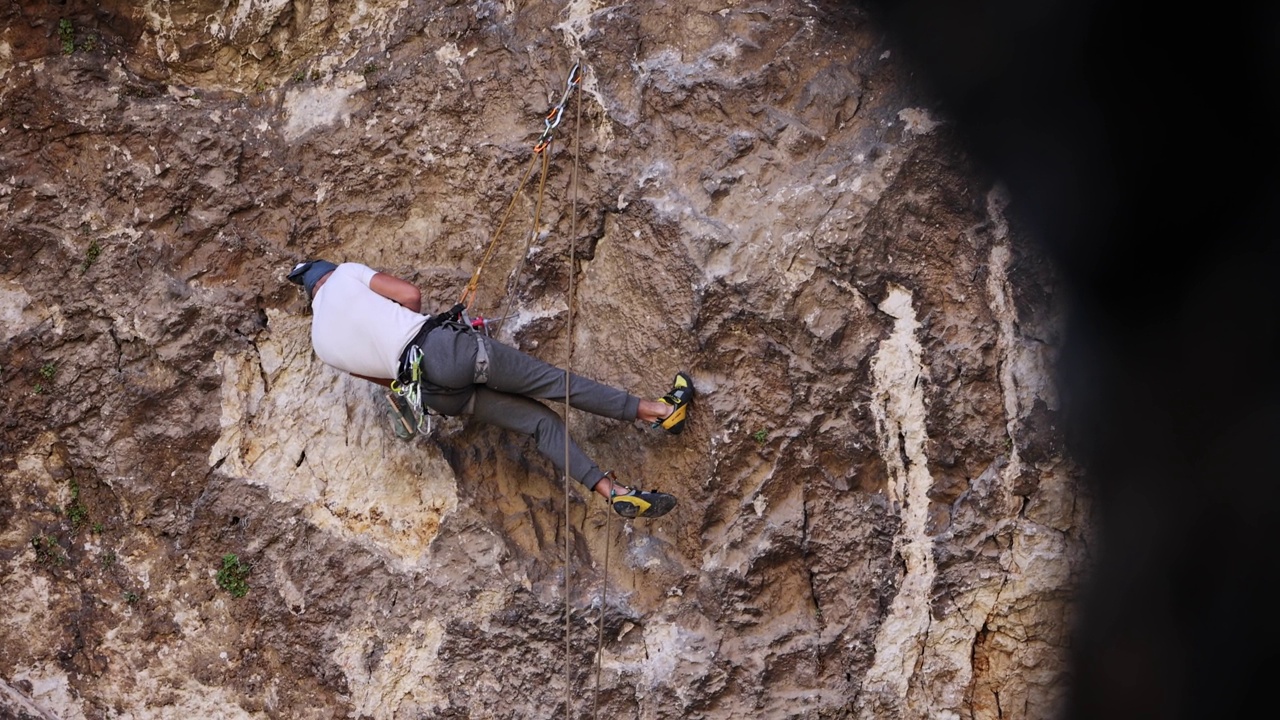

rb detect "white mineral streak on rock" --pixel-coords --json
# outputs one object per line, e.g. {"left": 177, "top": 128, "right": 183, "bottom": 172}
{"left": 986, "top": 215, "right": 1025, "bottom": 486}
{"left": 346, "top": 0, "right": 410, "bottom": 45}
{"left": 0, "top": 678, "right": 61, "bottom": 720}
{"left": 863, "top": 284, "right": 965, "bottom": 714}
{"left": 434, "top": 42, "right": 476, "bottom": 84}
{"left": 554, "top": 1, "right": 615, "bottom": 148}
{"left": 709, "top": 151, "right": 899, "bottom": 293}
{"left": 599, "top": 621, "right": 710, "bottom": 706}
{"left": 491, "top": 299, "right": 562, "bottom": 341}
{"left": 2, "top": 667, "right": 84, "bottom": 720}
{"left": 0, "top": 566, "right": 58, "bottom": 665}
{"left": 209, "top": 310, "right": 458, "bottom": 569}
{"left": 222, "top": 0, "right": 292, "bottom": 38}
{"left": 0, "top": 41, "right": 13, "bottom": 84}
{"left": 976, "top": 187, "right": 1078, "bottom": 712}
{"left": 0, "top": 280, "right": 37, "bottom": 331}
{"left": 898, "top": 107, "right": 942, "bottom": 135}
{"left": 637, "top": 622, "right": 686, "bottom": 698}
{"left": 305, "top": 0, "right": 334, "bottom": 25}
{"left": 137, "top": 1, "right": 179, "bottom": 62}
{"left": 283, "top": 73, "right": 365, "bottom": 142}
{"left": 985, "top": 185, "right": 1058, "bottom": 472}
{"left": 559, "top": 0, "right": 599, "bottom": 44}
{"left": 333, "top": 618, "right": 447, "bottom": 716}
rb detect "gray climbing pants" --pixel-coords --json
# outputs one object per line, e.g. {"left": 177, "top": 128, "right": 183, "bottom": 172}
{"left": 405, "top": 323, "right": 641, "bottom": 491}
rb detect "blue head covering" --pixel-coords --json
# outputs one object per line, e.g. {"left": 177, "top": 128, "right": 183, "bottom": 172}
{"left": 287, "top": 260, "right": 338, "bottom": 297}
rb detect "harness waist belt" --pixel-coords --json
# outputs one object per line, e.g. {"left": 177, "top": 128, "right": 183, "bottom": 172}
{"left": 396, "top": 303, "right": 467, "bottom": 382}
{"left": 398, "top": 321, "right": 436, "bottom": 379}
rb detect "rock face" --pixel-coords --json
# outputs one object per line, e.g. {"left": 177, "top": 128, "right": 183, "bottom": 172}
{"left": 0, "top": 2, "right": 1087, "bottom": 718}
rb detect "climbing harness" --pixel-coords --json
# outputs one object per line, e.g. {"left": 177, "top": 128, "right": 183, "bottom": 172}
{"left": 388, "top": 303, "right": 466, "bottom": 434}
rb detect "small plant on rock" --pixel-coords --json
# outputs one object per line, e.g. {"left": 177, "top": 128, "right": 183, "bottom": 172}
{"left": 33, "top": 364, "right": 54, "bottom": 393}
{"left": 58, "top": 19, "right": 75, "bottom": 55}
{"left": 65, "top": 479, "right": 89, "bottom": 529}
{"left": 81, "top": 240, "right": 101, "bottom": 272}
{"left": 752, "top": 429, "right": 768, "bottom": 444}
{"left": 32, "top": 534, "right": 66, "bottom": 566}
{"left": 216, "top": 553, "right": 251, "bottom": 598}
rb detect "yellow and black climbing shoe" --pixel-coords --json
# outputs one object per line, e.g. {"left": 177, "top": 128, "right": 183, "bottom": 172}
{"left": 653, "top": 371, "right": 695, "bottom": 435}
{"left": 612, "top": 487, "right": 677, "bottom": 519}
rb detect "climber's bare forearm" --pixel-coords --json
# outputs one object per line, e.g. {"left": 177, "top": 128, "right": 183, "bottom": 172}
{"left": 354, "top": 373, "right": 392, "bottom": 387}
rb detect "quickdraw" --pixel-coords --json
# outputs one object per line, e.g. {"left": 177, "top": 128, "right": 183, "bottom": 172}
{"left": 458, "top": 60, "right": 583, "bottom": 315}
{"left": 533, "top": 61, "right": 583, "bottom": 154}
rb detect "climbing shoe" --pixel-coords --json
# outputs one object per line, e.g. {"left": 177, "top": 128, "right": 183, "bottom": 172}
{"left": 653, "top": 371, "right": 695, "bottom": 435}
{"left": 612, "top": 486, "right": 678, "bottom": 519}
{"left": 385, "top": 392, "right": 417, "bottom": 441}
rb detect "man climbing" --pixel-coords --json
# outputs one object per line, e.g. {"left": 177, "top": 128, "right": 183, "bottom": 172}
{"left": 286, "top": 259, "right": 693, "bottom": 519}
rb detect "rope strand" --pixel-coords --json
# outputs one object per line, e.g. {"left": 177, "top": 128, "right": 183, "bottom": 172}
{"left": 560, "top": 59, "right": 583, "bottom": 720}
{"left": 563, "top": 142, "right": 573, "bottom": 716}
{"left": 465, "top": 60, "right": 582, "bottom": 314}
{"left": 443, "top": 60, "right": 586, "bottom": 717}
{"left": 457, "top": 152, "right": 541, "bottom": 310}
{"left": 493, "top": 149, "right": 552, "bottom": 336}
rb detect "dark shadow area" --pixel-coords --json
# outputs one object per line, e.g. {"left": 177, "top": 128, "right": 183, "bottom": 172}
{"left": 855, "top": 1, "right": 1279, "bottom": 717}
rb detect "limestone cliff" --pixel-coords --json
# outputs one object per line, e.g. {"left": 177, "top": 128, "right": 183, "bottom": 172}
{"left": 0, "top": 2, "right": 1086, "bottom": 718}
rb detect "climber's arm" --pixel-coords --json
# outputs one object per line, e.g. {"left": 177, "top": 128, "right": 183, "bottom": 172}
{"left": 352, "top": 373, "right": 392, "bottom": 387}
{"left": 370, "top": 272, "right": 422, "bottom": 313}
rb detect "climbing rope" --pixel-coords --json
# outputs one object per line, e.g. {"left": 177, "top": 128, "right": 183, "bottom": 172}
{"left": 493, "top": 148, "right": 552, "bottom": 336}
{"left": 545, "top": 60, "right": 614, "bottom": 720}
{"left": 562, "top": 58, "right": 584, "bottom": 720}
{"left": 434, "top": 60, "right": 602, "bottom": 718}
{"left": 568, "top": 66, "right": 612, "bottom": 719}
{"left": 457, "top": 60, "right": 583, "bottom": 318}
{"left": 563, "top": 116, "right": 573, "bottom": 720}
{"left": 393, "top": 65, "right": 584, "bottom": 440}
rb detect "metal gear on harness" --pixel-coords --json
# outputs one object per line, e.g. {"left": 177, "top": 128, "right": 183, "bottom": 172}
{"left": 390, "top": 344, "right": 431, "bottom": 435}
{"left": 388, "top": 303, "right": 467, "bottom": 436}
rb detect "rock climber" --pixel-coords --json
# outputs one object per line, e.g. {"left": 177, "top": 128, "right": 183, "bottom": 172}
{"left": 286, "top": 259, "right": 692, "bottom": 519}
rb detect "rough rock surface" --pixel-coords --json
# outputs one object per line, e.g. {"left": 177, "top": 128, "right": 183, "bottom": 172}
{"left": 0, "top": 1, "right": 1087, "bottom": 718}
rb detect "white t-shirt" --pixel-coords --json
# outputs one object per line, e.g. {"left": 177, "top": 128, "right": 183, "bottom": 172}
{"left": 310, "top": 262, "right": 428, "bottom": 379}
